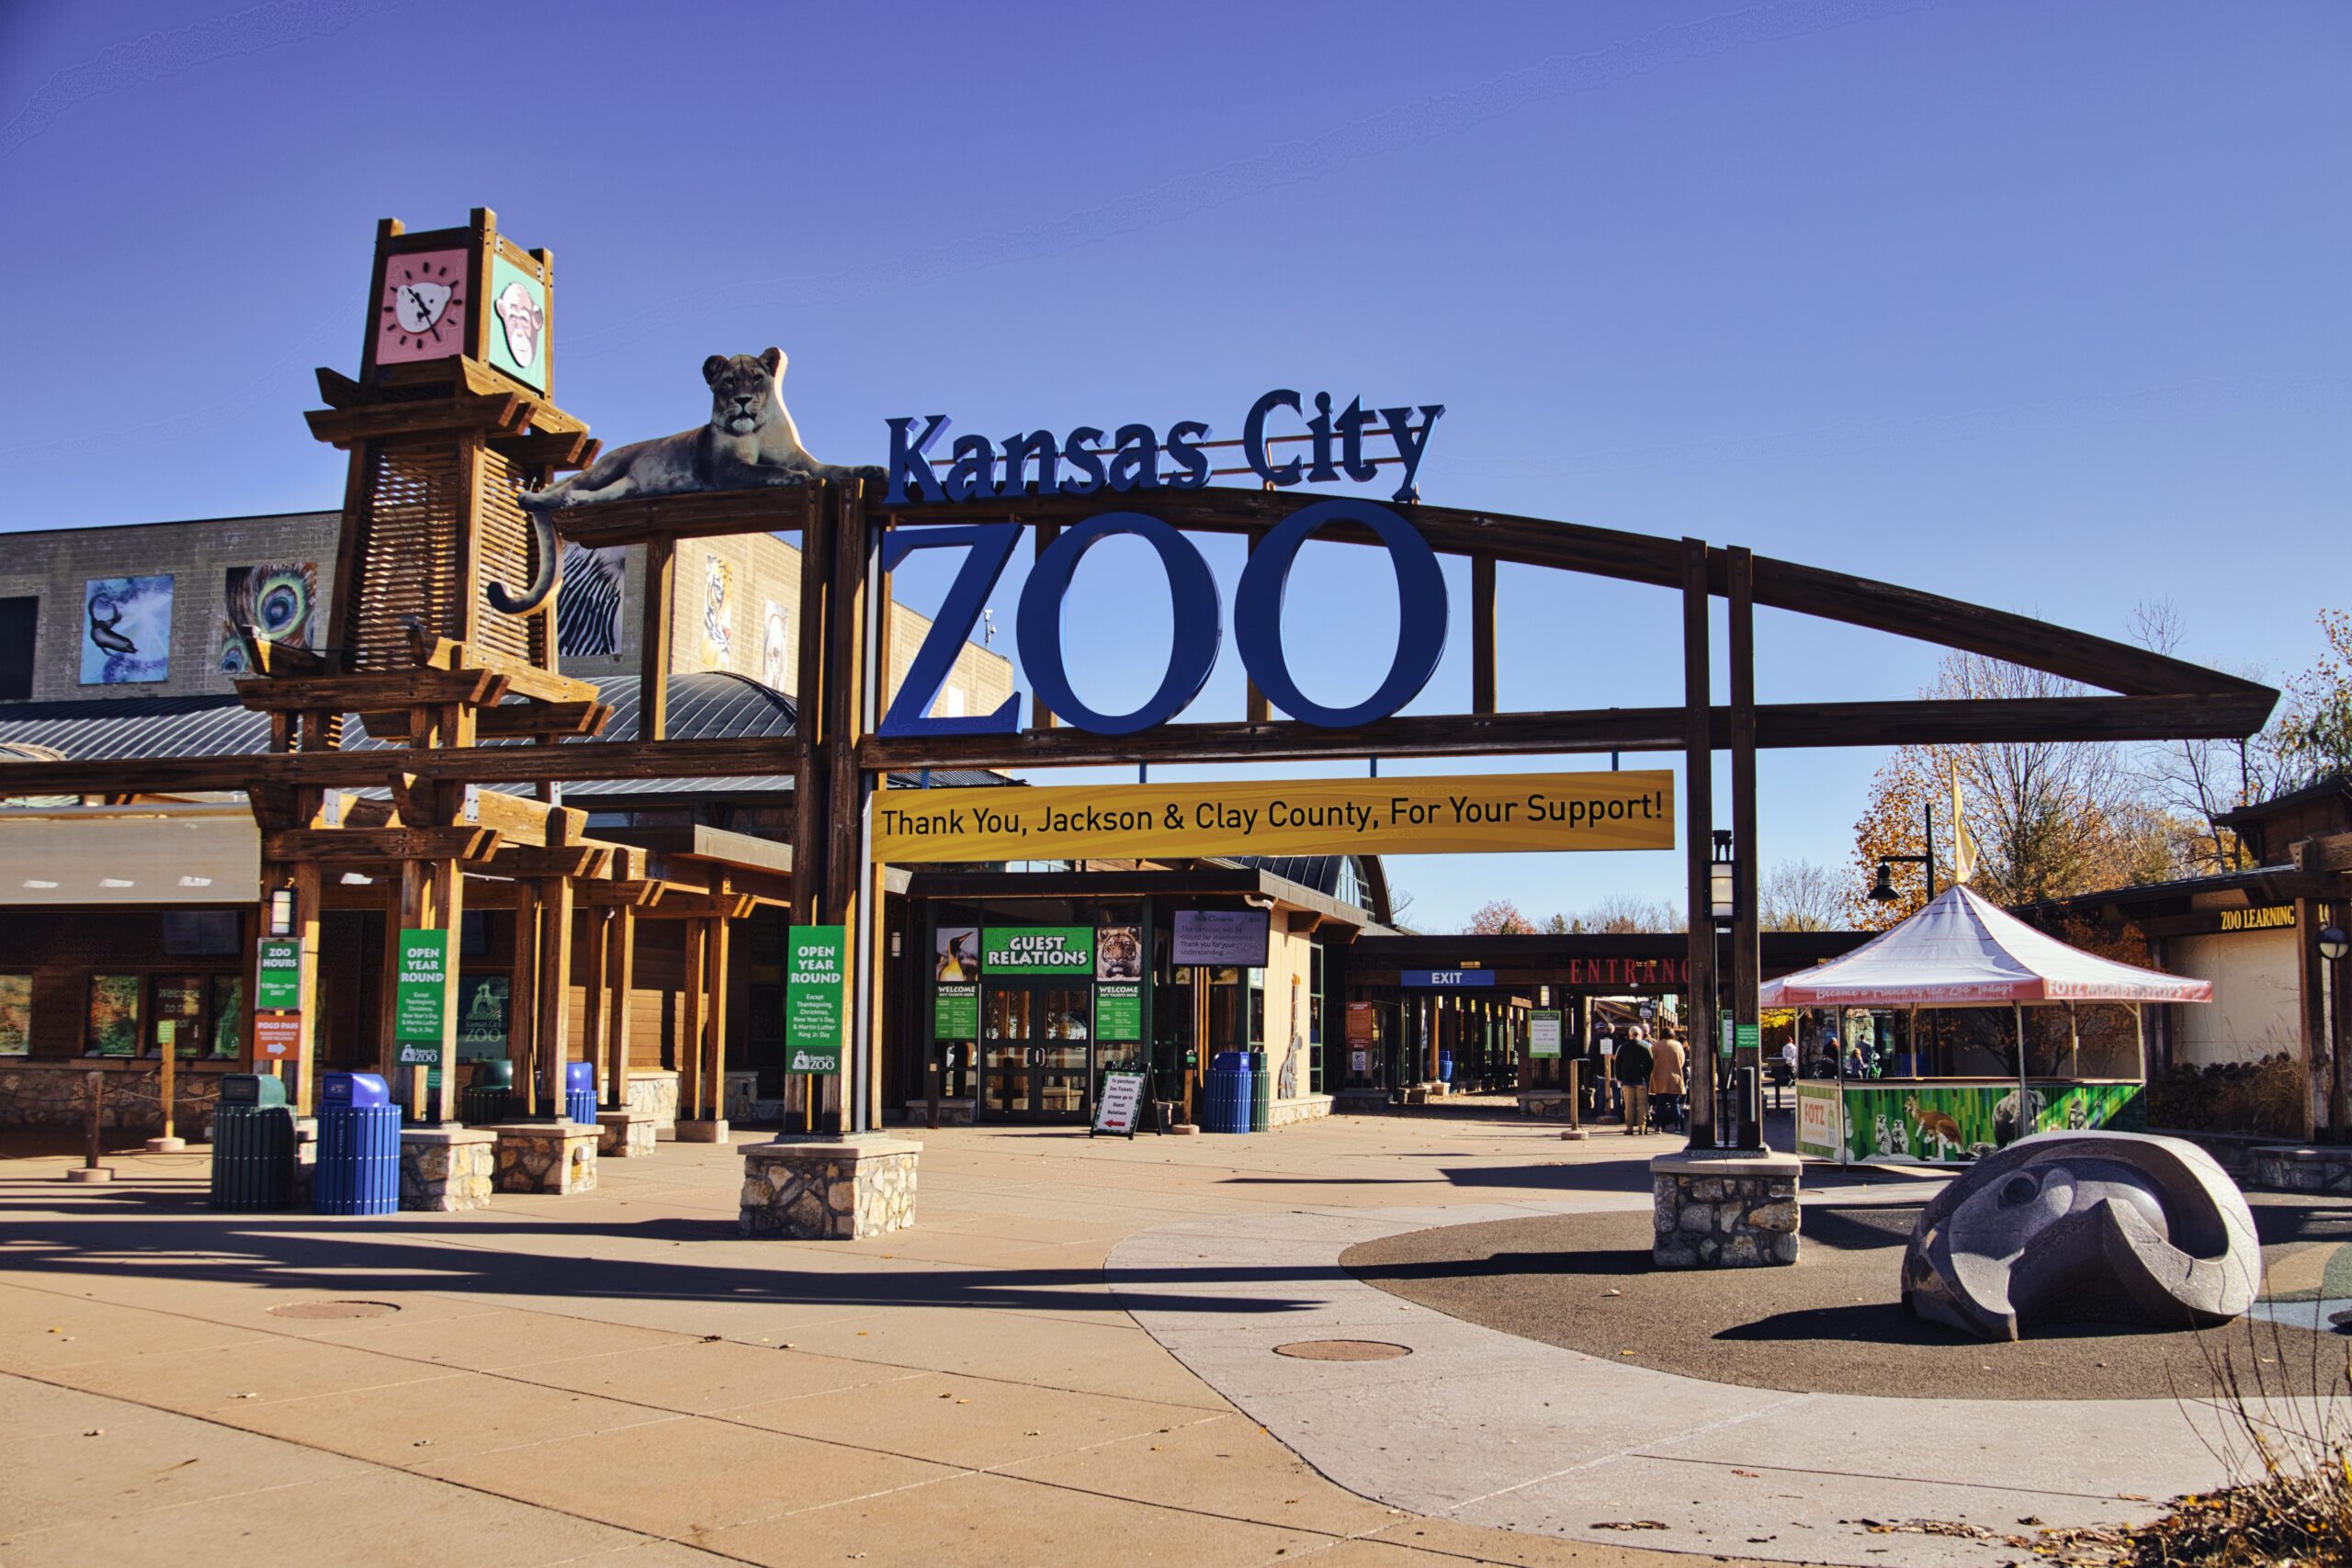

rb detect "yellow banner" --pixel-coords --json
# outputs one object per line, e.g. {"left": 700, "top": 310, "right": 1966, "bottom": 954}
{"left": 872, "top": 770, "right": 1673, "bottom": 864}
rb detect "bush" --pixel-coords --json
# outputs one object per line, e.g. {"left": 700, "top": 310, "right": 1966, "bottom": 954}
{"left": 2146, "top": 1054, "right": 2305, "bottom": 1139}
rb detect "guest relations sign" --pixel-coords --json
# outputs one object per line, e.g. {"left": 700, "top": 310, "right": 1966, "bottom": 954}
{"left": 872, "top": 770, "right": 1673, "bottom": 864}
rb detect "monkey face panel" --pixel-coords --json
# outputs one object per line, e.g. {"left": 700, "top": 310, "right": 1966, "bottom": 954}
{"left": 1900, "top": 1132, "right": 2261, "bottom": 1342}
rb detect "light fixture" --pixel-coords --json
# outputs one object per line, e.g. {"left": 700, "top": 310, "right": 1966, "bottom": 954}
{"left": 1868, "top": 862, "right": 1899, "bottom": 903}
{"left": 268, "top": 886, "right": 295, "bottom": 937}
{"left": 2322, "top": 925, "right": 2349, "bottom": 964}
{"left": 888, "top": 930, "right": 903, "bottom": 959}
{"left": 1709, "top": 831, "right": 1736, "bottom": 923}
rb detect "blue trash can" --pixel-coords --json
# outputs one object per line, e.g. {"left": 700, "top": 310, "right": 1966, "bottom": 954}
{"left": 1204, "top": 1051, "right": 1252, "bottom": 1134}
{"left": 1439, "top": 1050, "right": 1454, "bottom": 1085}
{"left": 563, "top": 1060, "right": 597, "bottom": 1126}
{"left": 315, "top": 1072, "right": 401, "bottom": 1215}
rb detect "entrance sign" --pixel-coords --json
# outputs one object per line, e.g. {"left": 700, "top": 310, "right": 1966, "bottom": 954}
{"left": 883, "top": 389, "right": 1442, "bottom": 507}
{"left": 1091, "top": 1071, "right": 1148, "bottom": 1138}
{"left": 392, "top": 929, "right": 451, "bottom": 1068}
{"left": 786, "top": 925, "right": 847, "bottom": 1073}
{"left": 256, "top": 939, "right": 302, "bottom": 1011}
{"left": 1530, "top": 1010, "right": 1564, "bottom": 1058}
{"left": 1171, "top": 909, "right": 1270, "bottom": 968}
{"left": 879, "top": 496, "right": 1448, "bottom": 739}
{"left": 982, "top": 927, "right": 1093, "bottom": 974}
{"left": 874, "top": 769, "right": 1673, "bottom": 864}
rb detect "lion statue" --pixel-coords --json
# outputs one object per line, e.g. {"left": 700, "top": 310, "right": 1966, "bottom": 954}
{"left": 487, "top": 348, "right": 875, "bottom": 615}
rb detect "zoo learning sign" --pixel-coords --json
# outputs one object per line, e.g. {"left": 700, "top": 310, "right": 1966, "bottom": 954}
{"left": 875, "top": 770, "right": 1673, "bottom": 864}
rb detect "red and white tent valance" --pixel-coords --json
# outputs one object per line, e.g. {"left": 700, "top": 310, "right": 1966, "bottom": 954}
{"left": 1758, "top": 885, "right": 2212, "bottom": 1009}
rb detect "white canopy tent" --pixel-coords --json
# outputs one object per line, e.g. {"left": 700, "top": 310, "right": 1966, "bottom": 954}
{"left": 1759, "top": 885, "right": 2212, "bottom": 1009}
{"left": 1767, "top": 886, "right": 2209, "bottom": 1166}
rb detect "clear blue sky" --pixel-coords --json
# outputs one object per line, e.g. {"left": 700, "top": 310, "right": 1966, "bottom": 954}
{"left": 2, "top": 0, "right": 2344, "bottom": 931}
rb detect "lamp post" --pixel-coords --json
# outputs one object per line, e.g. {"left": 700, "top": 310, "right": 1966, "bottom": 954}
{"left": 1869, "top": 802, "right": 1939, "bottom": 909}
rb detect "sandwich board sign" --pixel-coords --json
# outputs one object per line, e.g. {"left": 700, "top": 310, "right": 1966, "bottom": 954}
{"left": 1091, "top": 1071, "right": 1147, "bottom": 1139}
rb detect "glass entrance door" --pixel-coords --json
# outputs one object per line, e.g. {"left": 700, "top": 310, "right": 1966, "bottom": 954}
{"left": 981, "top": 983, "right": 1093, "bottom": 1121}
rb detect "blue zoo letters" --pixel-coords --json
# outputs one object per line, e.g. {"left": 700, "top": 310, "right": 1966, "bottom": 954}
{"left": 878, "top": 498, "right": 1450, "bottom": 740}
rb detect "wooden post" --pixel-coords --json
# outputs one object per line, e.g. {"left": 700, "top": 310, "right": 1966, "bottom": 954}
{"left": 639, "top": 538, "right": 674, "bottom": 743}
{"left": 290, "top": 861, "right": 322, "bottom": 1114}
{"left": 1471, "top": 552, "right": 1498, "bottom": 716}
{"left": 2299, "top": 897, "right": 2324, "bottom": 1143}
{"left": 85, "top": 1071, "right": 105, "bottom": 1170}
{"left": 537, "top": 875, "right": 573, "bottom": 1121}
{"left": 705, "top": 913, "right": 731, "bottom": 1121}
{"left": 399, "top": 859, "right": 433, "bottom": 1120}
{"left": 1680, "top": 537, "right": 1718, "bottom": 1150}
{"left": 510, "top": 882, "right": 540, "bottom": 1117}
{"left": 605, "top": 904, "right": 634, "bottom": 1111}
{"left": 435, "top": 859, "right": 464, "bottom": 1125}
{"left": 680, "top": 919, "right": 707, "bottom": 1122}
{"left": 1728, "top": 547, "right": 1762, "bottom": 1148}
{"left": 155, "top": 1019, "right": 177, "bottom": 1145}
{"left": 826, "top": 479, "right": 872, "bottom": 1133}
{"left": 581, "top": 905, "right": 608, "bottom": 1108}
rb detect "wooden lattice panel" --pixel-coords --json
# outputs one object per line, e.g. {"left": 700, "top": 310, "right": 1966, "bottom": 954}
{"left": 474, "top": 447, "right": 550, "bottom": 669}
{"left": 348, "top": 443, "right": 462, "bottom": 671}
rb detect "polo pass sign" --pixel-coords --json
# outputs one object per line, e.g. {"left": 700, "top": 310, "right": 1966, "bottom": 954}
{"left": 876, "top": 770, "right": 1672, "bottom": 864}
{"left": 391, "top": 928, "right": 451, "bottom": 1067}
{"left": 786, "top": 925, "right": 846, "bottom": 1074}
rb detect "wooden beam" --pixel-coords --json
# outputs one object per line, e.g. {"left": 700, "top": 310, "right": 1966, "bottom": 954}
{"left": 703, "top": 914, "right": 730, "bottom": 1122}
{"left": 605, "top": 906, "right": 635, "bottom": 1111}
{"left": 1680, "top": 537, "right": 1716, "bottom": 1148}
{"left": 537, "top": 874, "right": 574, "bottom": 1122}
{"left": 304, "top": 390, "right": 526, "bottom": 448}
{"left": 1470, "top": 552, "right": 1498, "bottom": 716}
{"left": 362, "top": 702, "right": 610, "bottom": 743}
{"left": 1728, "top": 546, "right": 1761, "bottom": 1140}
{"left": 530, "top": 483, "right": 821, "bottom": 549}
{"left": 487, "top": 430, "right": 600, "bottom": 471}
{"left": 575, "top": 879, "right": 662, "bottom": 908}
{"left": 510, "top": 883, "right": 540, "bottom": 1116}
{"left": 481, "top": 844, "right": 611, "bottom": 879}
{"left": 639, "top": 536, "right": 674, "bottom": 742}
{"left": 581, "top": 905, "right": 608, "bottom": 1115}
{"left": 0, "top": 737, "right": 811, "bottom": 795}
{"left": 2290, "top": 834, "right": 2352, "bottom": 876}
{"left": 238, "top": 669, "right": 506, "bottom": 712}
{"left": 679, "top": 919, "right": 706, "bottom": 1119}
{"left": 265, "top": 827, "right": 501, "bottom": 863}
{"left": 882, "top": 486, "right": 2269, "bottom": 705}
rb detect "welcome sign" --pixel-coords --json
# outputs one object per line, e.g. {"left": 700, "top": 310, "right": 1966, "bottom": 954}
{"left": 875, "top": 771, "right": 1674, "bottom": 864}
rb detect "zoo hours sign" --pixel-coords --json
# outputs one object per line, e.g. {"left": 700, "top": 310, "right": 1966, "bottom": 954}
{"left": 878, "top": 389, "right": 1451, "bottom": 745}
{"left": 785, "top": 926, "right": 846, "bottom": 1074}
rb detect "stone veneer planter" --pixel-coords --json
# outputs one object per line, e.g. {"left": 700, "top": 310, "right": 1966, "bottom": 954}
{"left": 740, "top": 1136, "right": 921, "bottom": 1240}
{"left": 1650, "top": 1149, "right": 1802, "bottom": 1269}
{"left": 2247, "top": 1145, "right": 2352, "bottom": 1194}
{"left": 400, "top": 1127, "right": 495, "bottom": 1212}
{"left": 491, "top": 1122, "right": 598, "bottom": 1195}
{"left": 627, "top": 1071, "right": 679, "bottom": 1136}
{"left": 596, "top": 1109, "right": 657, "bottom": 1158}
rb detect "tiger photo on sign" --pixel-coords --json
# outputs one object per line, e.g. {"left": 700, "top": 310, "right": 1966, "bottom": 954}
{"left": 1096, "top": 925, "right": 1143, "bottom": 982}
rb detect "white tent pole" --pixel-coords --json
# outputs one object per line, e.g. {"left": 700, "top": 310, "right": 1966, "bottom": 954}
{"left": 2015, "top": 999, "right": 2029, "bottom": 1140}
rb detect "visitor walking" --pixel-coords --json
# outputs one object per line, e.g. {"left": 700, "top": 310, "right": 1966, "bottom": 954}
{"left": 1649, "top": 1027, "right": 1687, "bottom": 1133}
{"left": 1613, "top": 1024, "right": 1656, "bottom": 1135}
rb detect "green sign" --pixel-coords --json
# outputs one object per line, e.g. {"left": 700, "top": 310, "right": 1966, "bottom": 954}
{"left": 933, "top": 983, "right": 978, "bottom": 1041}
{"left": 1824, "top": 1081, "right": 2145, "bottom": 1166}
{"left": 392, "top": 928, "right": 451, "bottom": 1066}
{"left": 1735, "top": 1022, "right": 1760, "bottom": 1054}
{"left": 1529, "top": 1010, "right": 1563, "bottom": 1059}
{"left": 1097, "top": 982, "right": 1142, "bottom": 1043}
{"left": 256, "top": 938, "right": 302, "bottom": 1011}
{"left": 981, "top": 926, "right": 1093, "bottom": 974}
{"left": 786, "top": 925, "right": 846, "bottom": 1073}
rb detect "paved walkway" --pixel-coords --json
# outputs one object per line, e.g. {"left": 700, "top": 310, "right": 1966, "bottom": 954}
{"left": 0, "top": 1111, "right": 2279, "bottom": 1566}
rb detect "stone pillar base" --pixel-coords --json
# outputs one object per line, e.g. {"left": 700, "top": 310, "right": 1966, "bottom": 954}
{"left": 491, "top": 1122, "right": 599, "bottom": 1194}
{"left": 596, "top": 1109, "right": 657, "bottom": 1158}
{"left": 741, "top": 1136, "right": 920, "bottom": 1239}
{"left": 144, "top": 1135, "right": 189, "bottom": 1153}
{"left": 2248, "top": 1145, "right": 2352, "bottom": 1193}
{"left": 65, "top": 1166, "right": 113, "bottom": 1183}
{"left": 1651, "top": 1150, "right": 1800, "bottom": 1269}
{"left": 674, "top": 1118, "right": 730, "bottom": 1144}
{"left": 401, "top": 1127, "right": 496, "bottom": 1212}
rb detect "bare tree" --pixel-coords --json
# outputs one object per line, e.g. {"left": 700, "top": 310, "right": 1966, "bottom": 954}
{"left": 1544, "top": 893, "right": 1686, "bottom": 933}
{"left": 1760, "top": 859, "right": 1843, "bottom": 931}
{"left": 2128, "top": 599, "right": 2292, "bottom": 871}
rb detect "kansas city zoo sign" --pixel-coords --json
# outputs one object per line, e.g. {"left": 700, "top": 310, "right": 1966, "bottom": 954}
{"left": 883, "top": 388, "right": 1451, "bottom": 740}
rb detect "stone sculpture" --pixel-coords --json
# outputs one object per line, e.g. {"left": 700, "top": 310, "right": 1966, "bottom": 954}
{"left": 1900, "top": 1130, "right": 2261, "bottom": 1342}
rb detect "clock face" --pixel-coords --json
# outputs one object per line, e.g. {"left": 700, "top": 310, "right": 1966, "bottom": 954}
{"left": 376, "top": 248, "right": 469, "bottom": 365}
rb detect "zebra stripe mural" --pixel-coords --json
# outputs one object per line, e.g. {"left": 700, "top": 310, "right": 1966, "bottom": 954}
{"left": 556, "top": 544, "right": 627, "bottom": 658}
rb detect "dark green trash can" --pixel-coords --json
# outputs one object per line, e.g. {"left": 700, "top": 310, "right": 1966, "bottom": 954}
{"left": 1249, "top": 1051, "right": 1271, "bottom": 1133}
{"left": 459, "top": 1059, "right": 514, "bottom": 1124}
{"left": 209, "top": 1074, "right": 296, "bottom": 1212}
